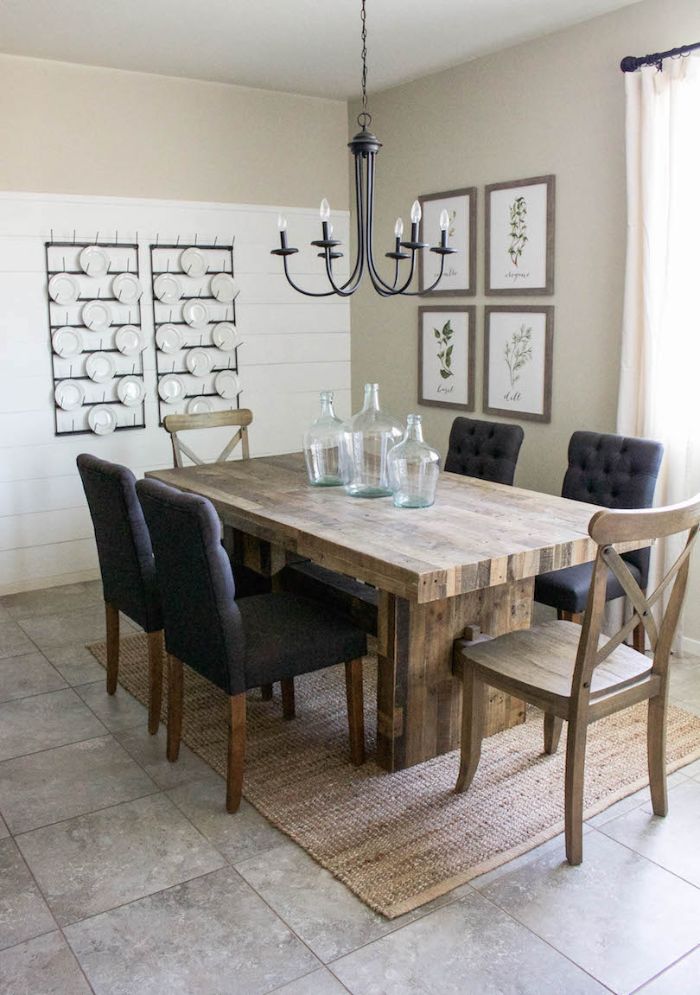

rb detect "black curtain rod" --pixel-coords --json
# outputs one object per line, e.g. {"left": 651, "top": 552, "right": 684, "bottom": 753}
{"left": 620, "top": 41, "right": 700, "bottom": 72}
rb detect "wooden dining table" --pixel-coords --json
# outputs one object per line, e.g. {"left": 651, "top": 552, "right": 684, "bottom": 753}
{"left": 146, "top": 453, "right": 642, "bottom": 773}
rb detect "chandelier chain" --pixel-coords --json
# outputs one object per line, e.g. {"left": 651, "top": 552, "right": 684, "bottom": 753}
{"left": 359, "top": 0, "right": 371, "bottom": 127}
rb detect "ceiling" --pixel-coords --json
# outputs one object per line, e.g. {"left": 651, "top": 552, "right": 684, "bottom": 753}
{"left": 0, "top": 0, "right": 641, "bottom": 100}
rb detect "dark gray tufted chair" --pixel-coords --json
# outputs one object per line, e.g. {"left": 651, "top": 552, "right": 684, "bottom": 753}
{"left": 136, "top": 478, "right": 368, "bottom": 813}
{"left": 77, "top": 454, "right": 164, "bottom": 735}
{"left": 444, "top": 417, "right": 524, "bottom": 486}
{"left": 535, "top": 431, "right": 664, "bottom": 647}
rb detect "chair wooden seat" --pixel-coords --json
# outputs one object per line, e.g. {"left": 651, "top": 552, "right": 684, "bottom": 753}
{"left": 452, "top": 494, "right": 700, "bottom": 866}
{"left": 455, "top": 620, "right": 654, "bottom": 717}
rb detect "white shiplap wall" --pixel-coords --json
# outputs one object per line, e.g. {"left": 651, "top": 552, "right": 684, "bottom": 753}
{"left": 0, "top": 192, "right": 351, "bottom": 594}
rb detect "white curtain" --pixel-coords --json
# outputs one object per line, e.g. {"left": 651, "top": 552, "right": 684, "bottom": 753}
{"left": 617, "top": 55, "right": 700, "bottom": 648}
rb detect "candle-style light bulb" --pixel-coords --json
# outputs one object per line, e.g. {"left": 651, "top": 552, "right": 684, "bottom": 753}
{"left": 319, "top": 198, "right": 331, "bottom": 222}
{"left": 277, "top": 215, "right": 287, "bottom": 232}
{"left": 410, "top": 200, "right": 422, "bottom": 224}
{"left": 439, "top": 209, "right": 449, "bottom": 231}
{"left": 394, "top": 218, "right": 404, "bottom": 238}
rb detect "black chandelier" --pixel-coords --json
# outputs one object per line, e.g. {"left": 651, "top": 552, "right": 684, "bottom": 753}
{"left": 271, "top": 0, "right": 456, "bottom": 298}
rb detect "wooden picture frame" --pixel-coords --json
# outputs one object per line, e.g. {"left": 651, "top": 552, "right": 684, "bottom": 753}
{"left": 485, "top": 175, "right": 555, "bottom": 295}
{"left": 483, "top": 305, "right": 553, "bottom": 422}
{"left": 418, "top": 187, "right": 476, "bottom": 296}
{"left": 418, "top": 305, "right": 476, "bottom": 411}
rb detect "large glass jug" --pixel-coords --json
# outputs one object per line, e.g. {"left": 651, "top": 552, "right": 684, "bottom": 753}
{"left": 387, "top": 414, "right": 440, "bottom": 508}
{"left": 343, "top": 383, "right": 403, "bottom": 498}
{"left": 303, "top": 390, "right": 345, "bottom": 486}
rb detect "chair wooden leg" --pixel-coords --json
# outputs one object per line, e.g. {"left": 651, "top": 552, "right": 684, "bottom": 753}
{"left": 147, "top": 630, "right": 164, "bottom": 735}
{"left": 166, "top": 655, "right": 184, "bottom": 763}
{"left": 260, "top": 684, "right": 273, "bottom": 701}
{"left": 647, "top": 691, "right": 669, "bottom": 817}
{"left": 345, "top": 658, "right": 365, "bottom": 766}
{"left": 544, "top": 713, "right": 563, "bottom": 755}
{"left": 633, "top": 621, "right": 646, "bottom": 654}
{"left": 105, "top": 602, "right": 119, "bottom": 695}
{"left": 227, "top": 693, "right": 246, "bottom": 813}
{"left": 564, "top": 712, "right": 588, "bottom": 865}
{"left": 281, "top": 678, "right": 295, "bottom": 719}
{"left": 557, "top": 609, "right": 566, "bottom": 621}
{"left": 455, "top": 668, "right": 484, "bottom": 793}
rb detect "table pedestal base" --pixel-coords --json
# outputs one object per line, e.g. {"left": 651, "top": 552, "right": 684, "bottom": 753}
{"left": 376, "top": 579, "right": 532, "bottom": 772}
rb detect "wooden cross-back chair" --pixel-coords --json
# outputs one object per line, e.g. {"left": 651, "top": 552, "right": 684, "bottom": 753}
{"left": 453, "top": 494, "right": 700, "bottom": 865}
{"left": 162, "top": 409, "right": 253, "bottom": 468}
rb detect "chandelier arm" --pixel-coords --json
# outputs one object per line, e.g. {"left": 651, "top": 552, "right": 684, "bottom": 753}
{"left": 387, "top": 252, "right": 447, "bottom": 296}
{"left": 281, "top": 254, "right": 340, "bottom": 298}
{"left": 318, "top": 152, "right": 367, "bottom": 296}
{"left": 364, "top": 155, "right": 420, "bottom": 295}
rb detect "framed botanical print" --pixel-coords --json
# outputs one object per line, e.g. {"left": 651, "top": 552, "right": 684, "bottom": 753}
{"left": 418, "top": 305, "right": 476, "bottom": 410}
{"left": 418, "top": 187, "right": 476, "bottom": 296}
{"left": 485, "top": 175, "right": 555, "bottom": 295}
{"left": 484, "top": 306, "right": 554, "bottom": 422}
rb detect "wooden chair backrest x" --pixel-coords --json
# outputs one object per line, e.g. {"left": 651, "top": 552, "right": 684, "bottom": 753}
{"left": 573, "top": 494, "right": 700, "bottom": 706}
{"left": 162, "top": 409, "right": 253, "bottom": 469}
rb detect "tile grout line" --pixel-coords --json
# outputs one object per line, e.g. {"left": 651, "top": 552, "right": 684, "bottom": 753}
{"left": 629, "top": 941, "right": 700, "bottom": 993}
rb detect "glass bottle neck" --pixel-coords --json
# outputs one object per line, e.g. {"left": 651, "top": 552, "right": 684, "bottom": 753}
{"left": 361, "top": 383, "right": 381, "bottom": 413}
{"left": 319, "top": 392, "right": 336, "bottom": 418}
{"left": 405, "top": 416, "right": 424, "bottom": 442}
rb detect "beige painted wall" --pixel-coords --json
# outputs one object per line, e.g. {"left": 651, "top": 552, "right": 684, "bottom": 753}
{"left": 349, "top": 0, "right": 700, "bottom": 642}
{"left": 349, "top": 0, "right": 700, "bottom": 491}
{"left": 0, "top": 54, "right": 349, "bottom": 207}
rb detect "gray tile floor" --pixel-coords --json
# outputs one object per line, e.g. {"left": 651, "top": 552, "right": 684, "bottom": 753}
{"left": 1, "top": 581, "right": 700, "bottom": 994}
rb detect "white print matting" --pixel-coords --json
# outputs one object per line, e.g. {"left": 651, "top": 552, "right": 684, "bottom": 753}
{"left": 418, "top": 306, "right": 475, "bottom": 411}
{"left": 486, "top": 175, "right": 555, "bottom": 294}
{"left": 484, "top": 306, "right": 553, "bottom": 422}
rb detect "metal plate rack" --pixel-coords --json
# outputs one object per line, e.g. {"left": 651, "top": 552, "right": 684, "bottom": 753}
{"left": 46, "top": 238, "right": 146, "bottom": 436}
{"left": 150, "top": 240, "right": 241, "bottom": 425}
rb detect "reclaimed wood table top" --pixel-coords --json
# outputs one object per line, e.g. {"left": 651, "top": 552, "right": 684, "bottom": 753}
{"left": 146, "top": 453, "right": 640, "bottom": 604}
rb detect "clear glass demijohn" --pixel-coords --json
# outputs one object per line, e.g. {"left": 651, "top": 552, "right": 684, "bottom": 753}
{"left": 387, "top": 414, "right": 440, "bottom": 508}
{"left": 343, "top": 383, "right": 403, "bottom": 497}
{"left": 303, "top": 391, "right": 345, "bottom": 486}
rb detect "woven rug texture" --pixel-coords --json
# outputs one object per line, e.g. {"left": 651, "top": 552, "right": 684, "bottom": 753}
{"left": 89, "top": 633, "right": 700, "bottom": 918}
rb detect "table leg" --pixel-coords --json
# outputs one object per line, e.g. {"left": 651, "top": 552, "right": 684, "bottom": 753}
{"left": 376, "top": 578, "right": 533, "bottom": 772}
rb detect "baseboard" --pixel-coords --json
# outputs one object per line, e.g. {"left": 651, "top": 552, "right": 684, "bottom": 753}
{"left": 0, "top": 569, "right": 100, "bottom": 597}
{"left": 681, "top": 635, "right": 700, "bottom": 658}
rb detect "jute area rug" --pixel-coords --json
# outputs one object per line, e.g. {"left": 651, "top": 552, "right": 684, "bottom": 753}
{"left": 89, "top": 634, "right": 700, "bottom": 919}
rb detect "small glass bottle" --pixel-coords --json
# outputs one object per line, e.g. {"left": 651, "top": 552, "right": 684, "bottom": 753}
{"left": 387, "top": 414, "right": 440, "bottom": 508}
{"left": 303, "top": 391, "right": 345, "bottom": 486}
{"left": 343, "top": 383, "right": 403, "bottom": 498}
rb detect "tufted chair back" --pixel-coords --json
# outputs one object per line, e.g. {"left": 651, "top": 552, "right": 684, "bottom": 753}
{"left": 77, "top": 454, "right": 161, "bottom": 632}
{"left": 136, "top": 478, "right": 246, "bottom": 696}
{"left": 562, "top": 431, "right": 664, "bottom": 581}
{"left": 445, "top": 417, "right": 524, "bottom": 486}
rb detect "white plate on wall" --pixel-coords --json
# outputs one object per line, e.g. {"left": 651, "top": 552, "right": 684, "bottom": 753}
{"left": 187, "top": 395, "right": 213, "bottom": 415}
{"left": 182, "top": 300, "right": 209, "bottom": 329}
{"left": 82, "top": 300, "right": 113, "bottom": 331}
{"left": 210, "top": 273, "right": 237, "bottom": 302}
{"left": 88, "top": 404, "right": 118, "bottom": 435}
{"left": 52, "top": 326, "right": 83, "bottom": 358}
{"left": 155, "top": 323, "right": 184, "bottom": 354}
{"left": 158, "top": 374, "right": 186, "bottom": 404}
{"left": 112, "top": 273, "right": 142, "bottom": 304}
{"left": 117, "top": 376, "right": 146, "bottom": 406}
{"left": 214, "top": 369, "right": 240, "bottom": 400}
{"left": 185, "top": 347, "right": 213, "bottom": 377}
{"left": 48, "top": 273, "right": 80, "bottom": 304}
{"left": 86, "top": 351, "right": 117, "bottom": 383}
{"left": 54, "top": 379, "right": 85, "bottom": 410}
{"left": 154, "top": 273, "right": 182, "bottom": 304}
{"left": 212, "top": 322, "right": 241, "bottom": 351}
{"left": 180, "top": 247, "right": 208, "bottom": 278}
{"left": 79, "top": 245, "right": 110, "bottom": 278}
{"left": 115, "top": 325, "right": 146, "bottom": 355}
